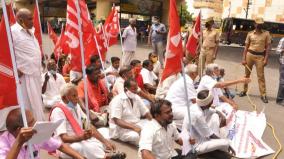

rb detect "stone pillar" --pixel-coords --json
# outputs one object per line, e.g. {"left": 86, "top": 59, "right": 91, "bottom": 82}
{"left": 96, "top": 0, "right": 112, "bottom": 20}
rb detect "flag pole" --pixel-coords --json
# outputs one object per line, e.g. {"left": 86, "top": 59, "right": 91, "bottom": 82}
{"left": 1, "top": 1, "right": 34, "bottom": 158}
{"left": 180, "top": 59, "right": 195, "bottom": 154}
{"left": 94, "top": 24, "right": 111, "bottom": 92}
{"left": 117, "top": 6, "right": 125, "bottom": 56}
{"left": 199, "top": 11, "right": 203, "bottom": 76}
{"left": 74, "top": 0, "right": 91, "bottom": 129}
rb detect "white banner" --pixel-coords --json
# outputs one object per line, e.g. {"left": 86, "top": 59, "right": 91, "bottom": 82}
{"left": 216, "top": 104, "right": 274, "bottom": 158}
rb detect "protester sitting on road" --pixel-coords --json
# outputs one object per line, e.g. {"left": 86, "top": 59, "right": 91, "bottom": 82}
{"left": 109, "top": 79, "right": 152, "bottom": 145}
{"left": 42, "top": 59, "right": 66, "bottom": 108}
{"left": 0, "top": 108, "right": 85, "bottom": 159}
{"left": 139, "top": 99, "right": 190, "bottom": 159}
{"left": 50, "top": 83, "right": 123, "bottom": 159}
{"left": 148, "top": 52, "right": 161, "bottom": 76}
{"left": 140, "top": 60, "right": 158, "bottom": 94}
{"left": 105, "top": 57, "right": 120, "bottom": 86}
{"left": 77, "top": 65, "right": 110, "bottom": 127}
{"left": 166, "top": 64, "right": 198, "bottom": 130}
{"left": 130, "top": 60, "right": 155, "bottom": 107}
{"left": 181, "top": 90, "right": 235, "bottom": 159}
{"left": 197, "top": 63, "right": 251, "bottom": 109}
{"left": 112, "top": 66, "right": 134, "bottom": 96}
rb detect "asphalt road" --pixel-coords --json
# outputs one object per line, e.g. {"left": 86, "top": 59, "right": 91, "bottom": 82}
{"left": 41, "top": 36, "right": 283, "bottom": 158}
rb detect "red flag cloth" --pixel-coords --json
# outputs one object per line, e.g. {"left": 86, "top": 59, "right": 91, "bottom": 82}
{"left": 104, "top": 6, "right": 119, "bottom": 47}
{"left": 161, "top": 0, "right": 183, "bottom": 81}
{"left": 7, "top": 3, "right": 16, "bottom": 25}
{"left": 33, "top": 4, "right": 43, "bottom": 56}
{"left": 47, "top": 21, "right": 58, "bottom": 45}
{"left": 186, "top": 12, "right": 201, "bottom": 57}
{"left": 64, "top": 0, "right": 96, "bottom": 71}
{"left": 94, "top": 24, "right": 108, "bottom": 61}
{"left": 54, "top": 25, "right": 67, "bottom": 60}
{"left": 0, "top": 16, "right": 18, "bottom": 109}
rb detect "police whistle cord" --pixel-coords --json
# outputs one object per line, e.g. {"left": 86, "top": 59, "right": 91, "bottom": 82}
{"left": 244, "top": 64, "right": 282, "bottom": 159}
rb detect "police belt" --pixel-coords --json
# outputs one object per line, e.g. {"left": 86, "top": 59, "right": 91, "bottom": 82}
{"left": 248, "top": 49, "right": 265, "bottom": 56}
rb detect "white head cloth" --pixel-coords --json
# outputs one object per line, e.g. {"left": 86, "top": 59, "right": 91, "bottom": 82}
{"left": 196, "top": 91, "right": 214, "bottom": 107}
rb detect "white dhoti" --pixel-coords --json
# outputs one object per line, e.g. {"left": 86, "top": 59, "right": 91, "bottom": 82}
{"left": 20, "top": 75, "right": 45, "bottom": 121}
{"left": 121, "top": 51, "right": 135, "bottom": 67}
{"left": 60, "top": 138, "right": 105, "bottom": 159}
{"left": 112, "top": 120, "right": 149, "bottom": 145}
{"left": 42, "top": 95, "right": 61, "bottom": 108}
{"left": 173, "top": 106, "right": 187, "bottom": 130}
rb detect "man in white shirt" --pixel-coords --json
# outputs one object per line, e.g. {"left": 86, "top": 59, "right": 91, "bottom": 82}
{"left": 112, "top": 66, "right": 134, "bottom": 96}
{"left": 105, "top": 57, "right": 120, "bottom": 86}
{"left": 50, "top": 83, "right": 122, "bottom": 159}
{"left": 181, "top": 90, "right": 235, "bottom": 158}
{"left": 139, "top": 99, "right": 187, "bottom": 159}
{"left": 42, "top": 59, "right": 66, "bottom": 108}
{"left": 140, "top": 60, "right": 158, "bottom": 94}
{"left": 109, "top": 79, "right": 152, "bottom": 145}
{"left": 121, "top": 18, "right": 137, "bottom": 67}
{"left": 11, "top": 8, "right": 45, "bottom": 120}
{"left": 166, "top": 64, "right": 198, "bottom": 130}
{"left": 197, "top": 63, "right": 251, "bottom": 109}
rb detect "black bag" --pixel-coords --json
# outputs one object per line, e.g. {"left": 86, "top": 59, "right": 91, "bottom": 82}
{"left": 182, "top": 150, "right": 198, "bottom": 159}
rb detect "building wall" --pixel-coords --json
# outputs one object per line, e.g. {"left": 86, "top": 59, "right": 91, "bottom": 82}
{"left": 191, "top": 0, "right": 223, "bottom": 20}
{"left": 223, "top": 0, "right": 284, "bottom": 22}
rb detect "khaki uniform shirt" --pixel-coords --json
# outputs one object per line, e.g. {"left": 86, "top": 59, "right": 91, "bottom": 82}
{"left": 245, "top": 30, "right": 271, "bottom": 52}
{"left": 202, "top": 29, "right": 219, "bottom": 48}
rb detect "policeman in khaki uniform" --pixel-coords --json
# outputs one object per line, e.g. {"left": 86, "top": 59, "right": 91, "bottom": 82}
{"left": 199, "top": 17, "right": 220, "bottom": 75}
{"left": 240, "top": 17, "right": 271, "bottom": 103}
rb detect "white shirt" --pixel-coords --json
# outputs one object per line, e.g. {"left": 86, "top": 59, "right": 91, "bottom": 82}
{"left": 155, "top": 74, "right": 180, "bottom": 99}
{"left": 105, "top": 66, "right": 119, "bottom": 85}
{"left": 109, "top": 92, "right": 149, "bottom": 139}
{"left": 181, "top": 104, "right": 214, "bottom": 153}
{"left": 50, "top": 102, "right": 86, "bottom": 137}
{"left": 11, "top": 23, "right": 41, "bottom": 76}
{"left": 112, "top": 77, "right": 125, "bottom": 96}
{"left": 140, "top": 68, "right": 158, "bottom": 86}
{"left": 166, "top": 75, "right": 197, "bottom": 110}
{"left": 153, "top": 61, "right": 161, "bottom": 75}
{"left": 42, "top": 72, "right": 66, "bottom": 99}
{"left": 197, "top": 75, "right": 223, "bottom": 107}
{"left": 139, "top": 119, "right": 179, "bottom": 159}
{"left": 122, "top": 25, "right": 137, "bottom": 52}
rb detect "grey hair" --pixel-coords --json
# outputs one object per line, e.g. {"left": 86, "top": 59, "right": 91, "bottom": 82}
{"left": 60, "top": 83, "right": 77, "bottom": 97}
{"left": 205, "top": 63, "right": 219, "bottom": 75}
{"left": 185, "top": 64, "right": 198, "bottom": 74}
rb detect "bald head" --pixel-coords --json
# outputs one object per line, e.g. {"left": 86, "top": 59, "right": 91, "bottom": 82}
{"left": 6, "top": 108, "right": 34, "bottom": 134}
{"left": 16, "top": 8, "right": 33, "bottom": 29}
{"left": 47, "top": 59, "right": 57, "bottom": 71}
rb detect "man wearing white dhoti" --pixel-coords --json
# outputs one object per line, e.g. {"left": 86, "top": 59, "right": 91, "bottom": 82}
{"left": 166, "top": 64, "right": 198, "bottom": 130}
{"left": 50, "top": 83, "right": 124, "bottom": 159}
{"left": 11, "top": 8, "right": 45, "bottom": 120}
{"left": 181, "top": 90, "right": 235, "bottom": 158}
{"left": 42, "top": 59, "right": 66, "bottom": 108}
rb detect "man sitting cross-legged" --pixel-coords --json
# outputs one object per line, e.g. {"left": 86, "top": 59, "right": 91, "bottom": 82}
{"left": 109, "top": 79, "right": 152, "bottom": 145}
{"left": 50, "top": 83, "right": 125, "bottom": 159}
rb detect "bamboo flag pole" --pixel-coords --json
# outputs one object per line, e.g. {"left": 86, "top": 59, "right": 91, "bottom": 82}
{"left": 74, "top": 0, "right": 91, "bottom": 129}
{"left": 1, "top": 0, "right": 35, "bottom": 158}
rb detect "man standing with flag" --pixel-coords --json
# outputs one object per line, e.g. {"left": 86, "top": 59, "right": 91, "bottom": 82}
{"left": 11, "top": 8, "right": 45, "bottom": 121}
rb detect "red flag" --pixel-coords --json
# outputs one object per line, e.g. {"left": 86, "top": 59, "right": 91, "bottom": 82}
{"left": 104, "top": 6, "right": 119, "bottom": 47}
{"left": 54, "top": 25, "right": 67, "bottom": 60}
{"left": 186, "top": 12, "right": 201, "bottom": 57}
{"left": 47, "top": 21, "right": 58, "bottom": 45}
{"left": 7, "top": 3, "right": 16, "bottom": 25}
{"left": 64, "top": 0, "right": 96, "bottom": 71}
{"left": 95, "top": 24, "right": 108, "bottom": 61}
{"left": 161, "top": 0, "right": 183, "bottom": 81}
{"left": 0, "top": 16, "right": 18, "bottom": 108}
{"left": 33, "top": 4, "right": 43, "bottom": 55}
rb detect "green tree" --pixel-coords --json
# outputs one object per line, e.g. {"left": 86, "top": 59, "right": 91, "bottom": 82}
{"left": 178, "top": 3, "right": 193, "bottom": 26}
